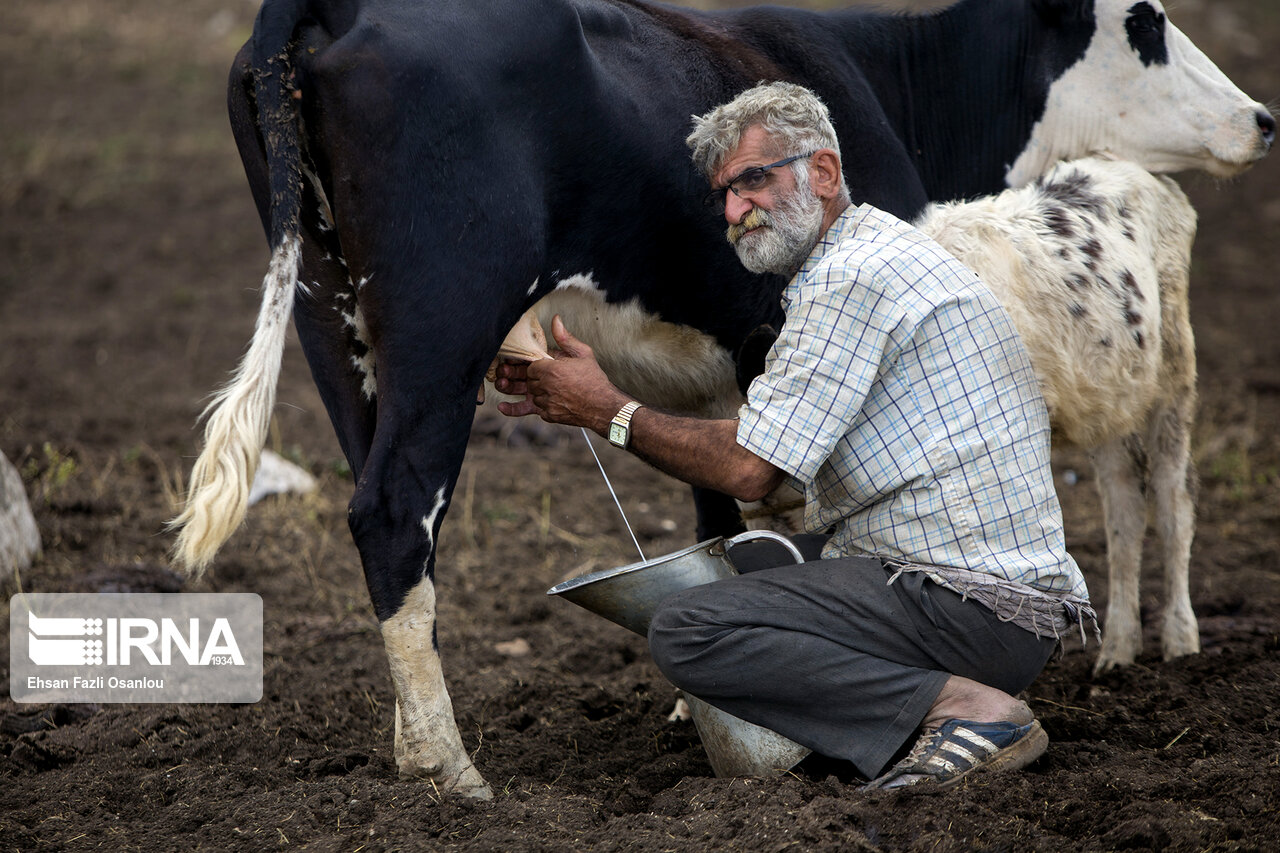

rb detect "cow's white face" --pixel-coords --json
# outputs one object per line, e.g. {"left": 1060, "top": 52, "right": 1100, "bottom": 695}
{"left": 1008, "top": 0, "right": 1274, "bottom": 187}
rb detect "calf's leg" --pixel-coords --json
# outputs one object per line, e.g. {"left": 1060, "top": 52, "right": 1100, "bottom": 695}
{"left": 1090, "top": 436, "right": 1148, "bottom": 673}
{"left": 1146, "top": 397, "right": 1200, "bottom": 661}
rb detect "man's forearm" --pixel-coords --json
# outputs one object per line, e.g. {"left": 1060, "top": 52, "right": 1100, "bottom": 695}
{"left": 623, "top": 407, "right": 783, "bottom": 502}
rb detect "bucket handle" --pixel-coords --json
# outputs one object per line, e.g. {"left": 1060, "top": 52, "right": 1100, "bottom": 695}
{"left": 714, "top": 530, "right": 806, "bottom": 565}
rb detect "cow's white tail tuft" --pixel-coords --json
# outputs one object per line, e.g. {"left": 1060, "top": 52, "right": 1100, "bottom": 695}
{"left": 170, "top": 235, "right": 302, "bottom": 575}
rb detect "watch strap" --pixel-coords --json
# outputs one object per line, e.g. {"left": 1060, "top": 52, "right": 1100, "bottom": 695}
{"left": 608, "top": 401, "right": 643, "bottom": 448}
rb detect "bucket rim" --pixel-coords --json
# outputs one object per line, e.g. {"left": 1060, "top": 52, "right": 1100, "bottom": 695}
{"left": 545, "top": 536, "right": 727, "bottom": 597}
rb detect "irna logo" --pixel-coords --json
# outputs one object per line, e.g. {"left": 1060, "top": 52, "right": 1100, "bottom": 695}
{"left": 11, "top": 593, "right": 262, "bottom": 704}
{"left": 27, "top": 612, "right": 245, "bottom": 667}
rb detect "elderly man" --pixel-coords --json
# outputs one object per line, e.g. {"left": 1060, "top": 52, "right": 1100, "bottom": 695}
{"left": 496, "top": 82, "right": 1094, "bottom": 790}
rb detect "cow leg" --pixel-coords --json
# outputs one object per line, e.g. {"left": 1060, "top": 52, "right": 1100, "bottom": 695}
{"left": 294, "top": 253, "right": 493, "bottom": 796}
{"left": 338, "top": 274, "right": 511, "bottom": 797}
{"left": 1149, "top": 223, "right": 1200, "bottom": 662}
{"left": 291, "top": 236, "right": 491, "bottom": 791}
{"left": 1146, "top": 396, "right": 1200, "bottom": 661}
{"left": 347, "top": 382, "right": 492, "bottom": 798}
{"left": 332, "top": 244, "right": 537, "bottom": 799}
{"left": 1090, "top": 435, "right": 1148, "bottom": 673}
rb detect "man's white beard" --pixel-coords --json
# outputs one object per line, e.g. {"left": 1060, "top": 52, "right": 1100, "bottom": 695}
{"left": 728, "top": 179, "right": 825, "bottom": 276}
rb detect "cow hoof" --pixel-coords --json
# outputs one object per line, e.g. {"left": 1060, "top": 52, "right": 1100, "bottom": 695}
{"left": 398, "top": 761, "right": 494, "bottom": 799}
{"left": 451, "top": 779, "right": 495, "bottom": 800}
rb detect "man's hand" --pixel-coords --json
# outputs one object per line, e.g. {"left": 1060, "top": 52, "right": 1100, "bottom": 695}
{"left": 495, "top": 315, "right": 629, "bottom": 432}
{"left": 495, "top": 316, "right": 786, "bottom": 501}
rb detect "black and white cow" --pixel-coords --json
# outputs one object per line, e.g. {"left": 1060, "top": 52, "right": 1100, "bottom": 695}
{"left": 173, "top": 0, "right": 1273, "bottom": 797}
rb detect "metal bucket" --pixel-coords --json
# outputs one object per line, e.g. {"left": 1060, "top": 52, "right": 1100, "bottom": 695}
{"left": 547, "top": 530, "right": 813, "bottom": 777}
{"left": 546, "top": 530, "right": 802, "bottom": 635}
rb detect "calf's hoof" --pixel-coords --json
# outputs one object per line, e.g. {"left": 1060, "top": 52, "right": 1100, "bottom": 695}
{"left": 1092, "top": 634, "right": 1141, "bottom": 675}
{"left": 1160, "top": 628, "right": 1201, "bottom": 662}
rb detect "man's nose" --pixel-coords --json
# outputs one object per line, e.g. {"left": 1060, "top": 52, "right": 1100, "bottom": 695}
{"left": 724, "top": 190, "right": 753, "bottom": 224}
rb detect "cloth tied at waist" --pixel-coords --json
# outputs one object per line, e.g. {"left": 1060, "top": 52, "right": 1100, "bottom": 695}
{"left": 884, "top": 559, "right": 1100, "bottom": 645}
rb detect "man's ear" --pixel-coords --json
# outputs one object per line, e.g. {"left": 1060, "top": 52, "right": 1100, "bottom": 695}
{"left": 809, "top": 148, "right": 843, "bottom": 201}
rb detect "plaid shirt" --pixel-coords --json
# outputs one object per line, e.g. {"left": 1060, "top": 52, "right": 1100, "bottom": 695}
{"left": 738, "top": 204, "right": 1088, "bottom": 601}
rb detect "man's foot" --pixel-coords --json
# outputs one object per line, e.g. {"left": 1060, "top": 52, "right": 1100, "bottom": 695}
{"left": 861, "top": 718, "right": 1048, "bottom": 791}
{"left": 921, "top": 677, "right": 1034, "bottom": 730}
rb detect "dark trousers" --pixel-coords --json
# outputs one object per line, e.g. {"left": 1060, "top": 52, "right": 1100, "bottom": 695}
{"left": 647, "top": 555, "right": 1057, "bottom": 778}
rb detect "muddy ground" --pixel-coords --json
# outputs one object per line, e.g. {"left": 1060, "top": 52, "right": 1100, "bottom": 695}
{"left": 2, "top": 0, "right": 1278, "bottom": 850}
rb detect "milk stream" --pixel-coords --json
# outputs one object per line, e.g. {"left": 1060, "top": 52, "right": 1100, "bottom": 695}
{"left": 581, "top": 428, "right": 648, "bottom": 564}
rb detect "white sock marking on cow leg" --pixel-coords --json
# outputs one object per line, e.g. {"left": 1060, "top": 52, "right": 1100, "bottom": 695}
{"left": 383, "top": 576, "right": 492, "bottom": 798}
{"left": 170, "top": 234, "right": 301, "bottom": 574}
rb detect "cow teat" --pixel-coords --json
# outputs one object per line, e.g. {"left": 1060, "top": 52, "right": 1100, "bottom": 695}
{"left": 480, "top": 309, "right": 553, "bottom": 402}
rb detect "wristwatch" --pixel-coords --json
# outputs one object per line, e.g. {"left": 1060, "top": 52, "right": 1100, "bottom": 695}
{"left": 608, "top": 401, "right": 643, "bottom": 449}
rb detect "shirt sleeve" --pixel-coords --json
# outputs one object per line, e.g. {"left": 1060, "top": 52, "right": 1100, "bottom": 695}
{"left": 737, "top": 253, "right": 908, "bottom": 485}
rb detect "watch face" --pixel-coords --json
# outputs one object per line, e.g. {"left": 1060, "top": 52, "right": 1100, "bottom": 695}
{"left": 609, "top": 423, "right": 626, "bottom": 446}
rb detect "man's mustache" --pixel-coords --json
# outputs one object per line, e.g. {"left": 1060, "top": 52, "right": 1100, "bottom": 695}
{"left": 727, "top": 207, "right": 770, "bottom": 245}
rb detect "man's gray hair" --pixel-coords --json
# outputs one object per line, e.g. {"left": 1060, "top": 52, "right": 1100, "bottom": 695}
{"left": 686, "top": 81, "right": 843, "bottom": 182}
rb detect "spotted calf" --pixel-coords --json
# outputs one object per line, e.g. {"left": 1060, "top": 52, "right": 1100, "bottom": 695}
{"left": 918, "top": 158, "right": 1199, "bottom": 672}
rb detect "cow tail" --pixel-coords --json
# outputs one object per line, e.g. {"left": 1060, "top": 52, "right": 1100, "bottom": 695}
{"left": 170, "top": 0, "right": 309, "bottom": 576}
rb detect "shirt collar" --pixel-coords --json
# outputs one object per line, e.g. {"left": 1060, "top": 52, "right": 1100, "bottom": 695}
{"left": 782, "top": 203, "right": 883, "bottom": 309}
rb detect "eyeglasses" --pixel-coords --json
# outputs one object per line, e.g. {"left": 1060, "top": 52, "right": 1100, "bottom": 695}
{"left": 702, "top": 152, "right": 816, "bottom": 212}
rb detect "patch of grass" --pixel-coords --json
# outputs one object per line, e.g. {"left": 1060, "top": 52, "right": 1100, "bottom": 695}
{"left": 1207, "top": 447, "right": 1249, "bottom": 484}
{"left": 22, "top": 443, "right": 79, "bottom": 504}
{"left": 1204, "top": 446, "right": 1278, "bottom": 503}
{"left": 483, "top": 504, "right": 522, "bottom": 524}
{"left": 280, "top": 443, "right": 311, "bottom": 469}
